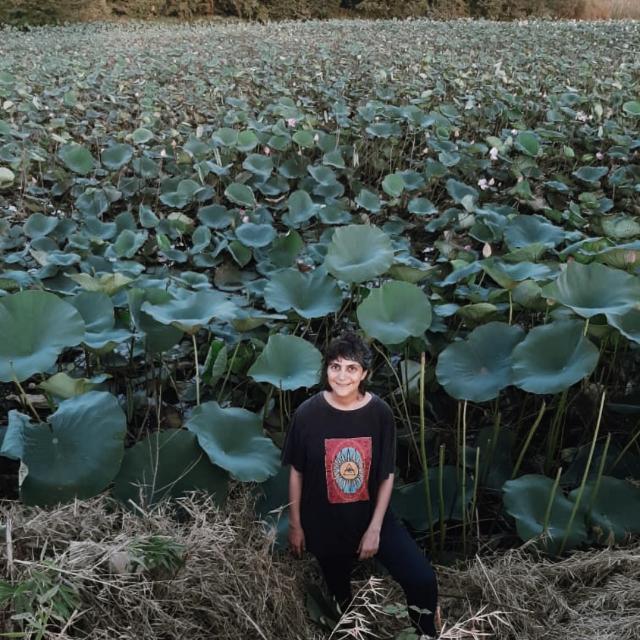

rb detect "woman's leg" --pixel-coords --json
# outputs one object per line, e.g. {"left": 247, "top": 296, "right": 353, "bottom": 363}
{"left": 375, "top": 515, "right": 439, "bottom": 637}
{"left": 315, "top": 554, "right": 355, "bottom": 612}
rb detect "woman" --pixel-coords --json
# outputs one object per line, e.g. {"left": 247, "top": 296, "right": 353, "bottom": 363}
{"left": 282, "top": 332, "right": 439, "bottom": 638}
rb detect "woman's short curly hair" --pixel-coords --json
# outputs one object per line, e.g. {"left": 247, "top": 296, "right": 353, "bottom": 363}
{"left": 322, "top": 332, "right": 372, "bottom": 394}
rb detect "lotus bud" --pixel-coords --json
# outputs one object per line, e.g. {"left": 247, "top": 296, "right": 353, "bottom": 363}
{"left": 482, "top": 243, "right": 492, "bottom": 258}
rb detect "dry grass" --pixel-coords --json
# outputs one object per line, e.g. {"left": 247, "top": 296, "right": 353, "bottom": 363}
{"left": 1, "top": 495, "right": 639, "bottom": 640}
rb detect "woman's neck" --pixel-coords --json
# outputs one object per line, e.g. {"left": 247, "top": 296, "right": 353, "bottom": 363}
{"left": 323, "top": 390, "right": 371, "bottom": 410}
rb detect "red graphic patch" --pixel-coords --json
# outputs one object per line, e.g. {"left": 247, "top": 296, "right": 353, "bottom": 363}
{"left": 324, "top": 437, "right": 372, "bottom": 504}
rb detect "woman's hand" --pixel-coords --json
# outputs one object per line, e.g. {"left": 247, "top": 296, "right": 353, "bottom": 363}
{"left": 357, "top": 526, "right": 380, "bottom": 560}
{"left": 289, "top": 522, "right": 305, "bottom": 558}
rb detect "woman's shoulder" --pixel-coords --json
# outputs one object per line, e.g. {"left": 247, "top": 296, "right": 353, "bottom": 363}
{"left": 292, "top": 391, "right": 324, "bottom": 420}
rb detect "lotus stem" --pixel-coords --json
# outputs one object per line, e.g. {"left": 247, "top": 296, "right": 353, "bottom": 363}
{"left": 438, "top": 443, "right": 446, "bottom": 556}
{"left": 587, "top": 432, "right": 611, "bottom": 519}
{"left": 373, "top": 343, "right": 416, "bottom": 456}
{"left": 583, "top": 318, "right": 590, "bottom": 336}
{"left": 542, "top": 466, "right": 562, "bottom": 539}
{"left": 546, "top": 389, "right": 568, "bottom": 474}
{"left": 192, "top": 333, "right": 200, "bottom": 406}
{"left": 559, "top": 390, "right": 606, "bottom": 555}
{"left": 470, "top": 445, "right": 481, "bottom": 545}
{"left": 461, "top": 400, "right": 468, "bottom": 557}
{"left": 217, "top": 341, "right": 240, "bottom": 403}
{"left": 508, "top": 290, "right": 513, "bottom": 326}
{"left": 482, "top": 409, "right": 501, "bottom": 485}
{"left": 419, "top": 352, "right": 436, "bottom": 552}
{"left": 278, "top": 385, "right": 284, "bottom": 432}
{"left": 512, "top": 401, "right": 546, "bottom": 479}
{"left": 12, "top": 369, "right": 41, "bottom": 423}
{"left": 611, "top": 417, "right": 640, "bottom": 471}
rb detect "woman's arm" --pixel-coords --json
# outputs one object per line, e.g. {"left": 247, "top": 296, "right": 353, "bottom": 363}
{"left": 288, "top": 466, "right": 305, "bottom": 557}
{"left": 358, "top": 473, "right": 394, "bottom": 560}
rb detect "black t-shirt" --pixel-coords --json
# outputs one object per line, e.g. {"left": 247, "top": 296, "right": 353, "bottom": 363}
{"left": 281, "top": 391, "right": 396, "bottom": 556}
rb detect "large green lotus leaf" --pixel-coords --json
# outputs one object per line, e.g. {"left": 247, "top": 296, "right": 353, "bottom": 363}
{"left": 323, "top": 224, "right": 394, "bottom": 283}
{"left": 504, "top": 215, "right": 566, "bottom": 250}
{"left": 186, "top": 402, "right": 280, "bottom": 482}
{"left": 569, "top": 476, "right": 640, "bottom": 543}
{"left": 128, "top": 288, "right": 184, "bottom": 353}
{"left": 263, "top": 268, "right": 342, "bottom": 318}
{"left": 112, "top": 429, "right": 228, "bottom": 508}
{"left": 20, "top": 392, "right": 126, "bottom": 506}
{"left": 58, "top": 143, "right": 95, "bottom": 175}
{"left": 101, "top": 143, "right": 133, "bottom": 170}
{"left": 512, "top": 320, "right": 599, "bottom": 394}
{"left": 248, "top": 334, "right": 322, "bottom": 390}
{"left": 392, "top": 466, "right": 472, "bottom": 530}
{"left": 607, "top": 308, "right": 640, "bottom": 344}
{"left": 356, "top": 281, "right": 432, "bottom": 345}
{"left": 542, "top": 261, "right": 640, "bottom": 318}
{"left": 0, "top": 291, "right": 85, "bottom": 382}
{"left": 71, "top": 291, "right": 131, "bottom": 350}
{"left": 142, "top": 289, "right": 237, "bottom": 334}
{"left": 503, "top": 474, "right": 588, "bottom": 554}
{"left": 436, "top": 322, "right": 525, "bottom": 402}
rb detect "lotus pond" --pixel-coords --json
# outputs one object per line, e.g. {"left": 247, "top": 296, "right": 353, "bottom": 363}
{"left": 0, "top": 18, "right": 639, "bottom": 557}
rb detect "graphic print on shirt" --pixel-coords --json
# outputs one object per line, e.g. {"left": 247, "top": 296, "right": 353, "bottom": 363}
{"left": 324, "top": 437, "right": 372, "bottom": 504}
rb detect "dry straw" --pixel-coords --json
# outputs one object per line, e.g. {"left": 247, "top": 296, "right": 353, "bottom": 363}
{"left": 1, "top": 494, "right": 639, "bottom": 639}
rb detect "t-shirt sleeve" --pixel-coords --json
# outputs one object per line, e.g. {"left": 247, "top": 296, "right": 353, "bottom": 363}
{"left": 378, "top": 402, "right": 396, "bottom": 481}
{"left": 281, "top": 412, "right": 305, "bottom": 472}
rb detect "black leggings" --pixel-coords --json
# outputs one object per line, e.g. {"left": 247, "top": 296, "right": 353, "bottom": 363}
{"left": 314, "top": 515, "right": 438, "bottom": 637}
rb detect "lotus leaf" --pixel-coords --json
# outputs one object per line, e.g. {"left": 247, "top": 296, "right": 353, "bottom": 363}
{"left": 512, "top": 320, "right": 599, "bottom": 394}
{"left": 357, "top": 281, "right": 432, "bottom": 345}
{"left": 186, "top": 402, "right": 280, "bottom": 482}
{"left": 323, "top": 224, "right": 394, "bottom": 283}
{"left": 58, "top": 143, "right": 95, "bottom": 175}
{"left": 382, "top": 173, "right": 404, "bottom": 198}
{"left": 71, "top": 291, "right": 131, "bottom": 350}
{"left": 19, "top": 392, "right": 126, "bottom": 506}
{"left": 408, "top": 197, "right": 437, "bottom": 216}
{"left": 39, "top": 372, "right": 110, "bottom": 399}
{"left": 436, "top": 322, "right": 525, "bottom": 402}
{"left": 24, "top": 213, "right": 58, "bottom": 238}
{"left": 225, "top": 183, "right": 256, "bottom": 208}
{"left": 142, "top": 289, "right": 237, "bottom": 334}
{"left": 236, "top": 222, "right": 277, "bottom": 248}
{"left": 101, "top": 143, "right": 133, "bottom": 170}
{"left": 284, "top": 190, "right": 318, "bottom": 227}
{"left": 504, "top": 215, "right": 566, "bottom": 250}
{"left": 66, "top": 272, "right": 133, "bottom": 295}
{"left": 503, "top": 474, "right": 588, "bottom": 554}
{"left": 392, "top": 466, "right": 472, "bottom": 530}
{"left": 248, "top": 334, "right": 322, "bottom": 390}
{"left": 0, "top": 167, "right": 15, "bottom": 188}
{"left": 113, "top": 429, "right": 228, "bottom": 507}
{"left": 0, "top": 410, "right": 30, "bottom": 460}
{"left": 355, "top": 189, "right": 382, "bottom": 213}
{"left": 569, "top": 476, "right": 640, "bottom": 543}
{"left": 0, "top": 291, "right": 85, "bottom": 382}
{"left": 263, "top": 268, "right": 342, "bottom": 318}
{"left": 515, "top": 131, "right": 540, "bottom": 157}
{"left": 128, "top": 288, "right": 184, "bottom": 352}
{"left": 243, "top": 153, "right": 273, "bottom": 179}
{"left": 541, "top": 261, "right": 640, "bottom": 318}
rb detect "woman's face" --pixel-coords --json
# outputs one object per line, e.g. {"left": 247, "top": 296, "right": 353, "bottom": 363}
{"left": 326, "top": 357, "right": 368, "bottom": 398}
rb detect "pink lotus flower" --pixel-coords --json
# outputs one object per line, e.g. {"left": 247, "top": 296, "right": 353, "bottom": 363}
{"left": 286, "top": 118, "right": 297, "bottom": 127}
